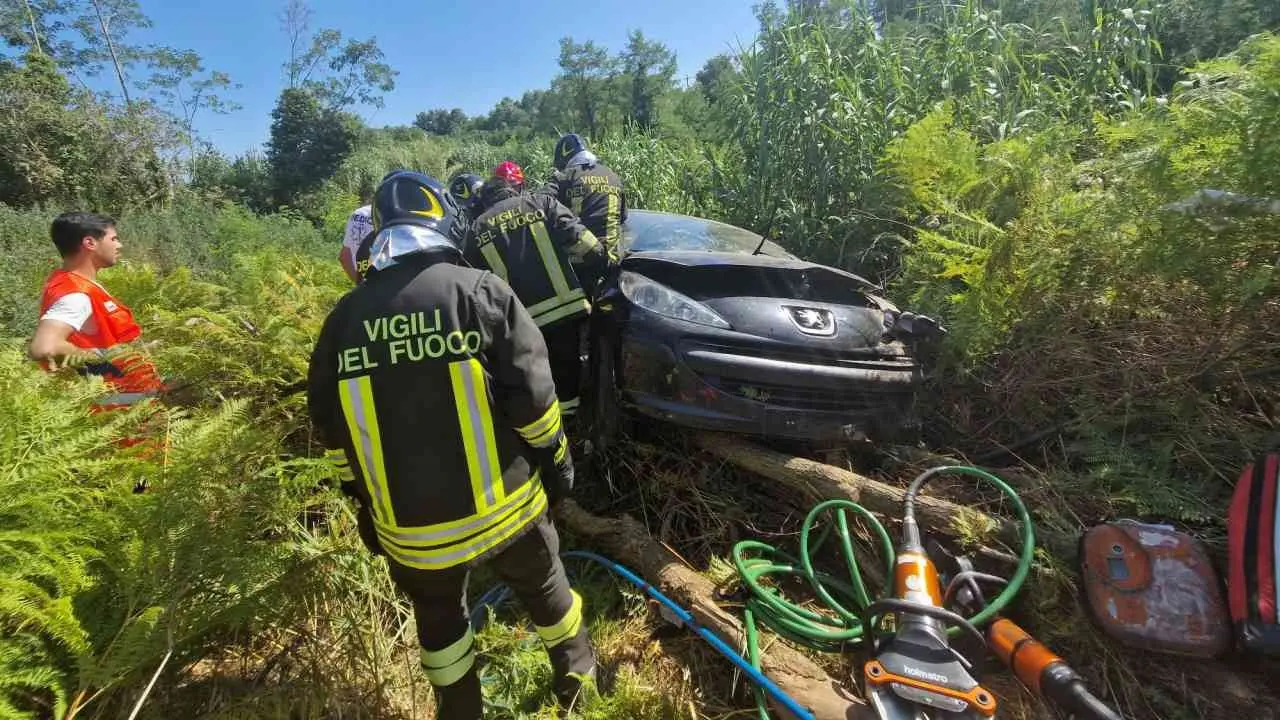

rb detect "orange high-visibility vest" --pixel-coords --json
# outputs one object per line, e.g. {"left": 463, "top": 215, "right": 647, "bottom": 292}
{"left": 38, "top": 269, "right": 164, "bottom": 405}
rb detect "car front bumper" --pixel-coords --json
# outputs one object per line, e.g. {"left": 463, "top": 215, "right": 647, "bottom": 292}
{"left": 615, "top": 308, "right": 922, "bottom": 444}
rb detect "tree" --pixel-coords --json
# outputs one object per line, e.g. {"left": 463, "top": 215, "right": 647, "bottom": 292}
{"left": 695, "top": 54, "right": 736, "bottom": 105}
{"left": 555, "top": 37, "right": 615, "bottom": 138}
{"left": 279, "top": 0, "right": 396, "bottom": 111}
{"left": 413, "top": 107, "right": 468, "bottom": 135}
{"left": 2, "top": 0, "right": 239, "bottom": 156}
{"left": 0, "top": 50, "right": 174, "bottom": 209}
{"left": 280, "top": 0, "right": 312, "bottom": 87}
{"left": 0, "top": 50, "right": 85, "bottom": 205}
{"left": 518, "top": 89, "right": 565, "bottom": 135}
{"left": 142, "top": 47, "right": 241, "bottom": 155}
{"left": 620, "top": 30, "right": 676, "bottom": 129}
{"left": 480, "top": 96, "right": 531, "bottom": 135}
{"left": 227, "top": 149, "right": 272, "bottom": 211}
{"left": 266, "top": 87, "right": 358, "bottom": 208}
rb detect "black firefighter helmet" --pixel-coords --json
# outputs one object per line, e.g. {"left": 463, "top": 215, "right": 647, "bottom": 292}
{"left": 553, "top": 133, "right": 589, "bottom": 171}
{"left": 448, "top": 173, "right": 484, "bottom": 206}
{"left": 372, "top": 171, "right": 458, "bottom": 236}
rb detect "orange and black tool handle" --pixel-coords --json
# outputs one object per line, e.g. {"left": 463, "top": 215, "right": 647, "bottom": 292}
{"left": 988, "top": 618, "right": 1124, "bottom": 720}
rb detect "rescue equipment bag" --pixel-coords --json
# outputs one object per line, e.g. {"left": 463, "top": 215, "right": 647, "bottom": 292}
{"left": 1228, "top": 452, "right": 1280, "bottom": 654}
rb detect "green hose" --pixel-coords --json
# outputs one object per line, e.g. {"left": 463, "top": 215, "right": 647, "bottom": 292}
{"left": 730, "top": 465, "right": 1036, "bottom": 720}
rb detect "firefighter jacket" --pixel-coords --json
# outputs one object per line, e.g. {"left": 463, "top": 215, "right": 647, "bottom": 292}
{"left": 465, "top": 191, "right": 609, "bottom": 329}
{"left": 536, "top": 162, "right": 627, "bottom": 261}
{"left": 307, "top": 251, "right": 574, "bottom": 571}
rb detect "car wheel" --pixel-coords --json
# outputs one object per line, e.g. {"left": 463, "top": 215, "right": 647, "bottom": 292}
{"left": 588, "top": 330, "right": 627, "bottom": 454}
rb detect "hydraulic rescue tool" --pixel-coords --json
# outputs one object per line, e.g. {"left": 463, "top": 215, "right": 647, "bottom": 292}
{"left": 732, "top": 465, "right": 1124, "bottom": 720}
{"left": 943, "top": 543, "right": 1123, "bottom": 720}
{"left": 861, "top": 466, "right": 1123, "bottom": 720}
{"left": 861, "top": 492, "right": 996, "bottom": 719}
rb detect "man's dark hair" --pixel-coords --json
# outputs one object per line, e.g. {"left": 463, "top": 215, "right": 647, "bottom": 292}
{"left": 50, "top": 212, "right": 116, "bottom": 257}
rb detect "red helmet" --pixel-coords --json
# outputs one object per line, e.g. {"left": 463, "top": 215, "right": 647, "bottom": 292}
{"left": 493, "top": 160, "right": 524, "bottom": 188}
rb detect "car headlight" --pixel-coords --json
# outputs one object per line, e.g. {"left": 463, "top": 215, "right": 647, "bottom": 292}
{"left": 619, "top": 270, "right": 730, "bottom": 329}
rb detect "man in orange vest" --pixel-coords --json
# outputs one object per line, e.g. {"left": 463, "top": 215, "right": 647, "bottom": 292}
{"left": 28, "top": 212, "right": 164, "bottom": 412}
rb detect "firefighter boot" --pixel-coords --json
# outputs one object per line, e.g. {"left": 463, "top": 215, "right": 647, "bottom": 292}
{"left": 535, "top": 590, "right": 599, "bottom": 708}
{"left": 549, "top": 624, "right": 598, "bottom": 708}
{"left": 420, "top": 628, "right": 482, "bottom": 720}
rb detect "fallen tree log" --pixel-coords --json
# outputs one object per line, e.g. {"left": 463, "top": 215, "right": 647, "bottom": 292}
{"left": 692, "top": 432, "right": 1076, "bottom": 562}
{"left": 555, "top": 499, "right": 874, "bottom": 720}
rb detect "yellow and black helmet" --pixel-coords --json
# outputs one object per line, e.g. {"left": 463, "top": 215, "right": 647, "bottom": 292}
{"left": 553, "top": 133, "right": 589, "bottom": 171}
{"left": 372, "top": 171, "right": 458, "bottom": 236}
{"left": 448, "top": 173, "right": 484, "bottom": 205}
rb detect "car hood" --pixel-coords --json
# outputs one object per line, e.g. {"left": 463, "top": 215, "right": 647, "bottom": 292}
{"left": 619, "top": 251, "right": 908, "bottom": 356}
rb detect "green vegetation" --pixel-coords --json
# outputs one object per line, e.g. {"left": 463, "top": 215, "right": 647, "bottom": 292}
{"left": 2, "top": 0, "right": 1278, "bottom": 718}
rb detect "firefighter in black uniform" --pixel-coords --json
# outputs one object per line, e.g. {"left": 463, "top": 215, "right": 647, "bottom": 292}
{"left": 535, "top": 133, "right": 627, "bottom": 263}
{"left": 467, "top": 161, "right": 610, "bottom": 419}
{"left": 448, "top": 172, "right": 485, "bottom": 243}
{"left": 307, "top": 171, "right": 598, "bottom": 719}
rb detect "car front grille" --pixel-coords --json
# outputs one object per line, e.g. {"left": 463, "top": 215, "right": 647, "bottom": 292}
{"left": 693, "top": 339, "right": 917, "bottom": 370}
{"left": 708, "top": 377, "right": 916, "bottom": 412}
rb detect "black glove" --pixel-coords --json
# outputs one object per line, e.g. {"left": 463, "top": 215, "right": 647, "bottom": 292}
{"left": 336, "top": 480, "right": 384, "bottom": 557}
{"left": 538, "top": 439, "right": 575, "bottom": 508}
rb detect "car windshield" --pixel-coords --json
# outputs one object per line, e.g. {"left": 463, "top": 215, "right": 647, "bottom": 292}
{"left": 621, "top": 211, "right": 796, "bottom": 259}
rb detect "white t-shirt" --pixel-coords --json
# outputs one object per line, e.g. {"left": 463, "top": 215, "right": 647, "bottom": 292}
{"left": 40, "top": 273, "right": 111, "bottom": 334}
{"left": 342, "top": 205, "right": 373, "bottom": 258}
{"left": 42, "top": 292, "right": 94, "bottom": 331}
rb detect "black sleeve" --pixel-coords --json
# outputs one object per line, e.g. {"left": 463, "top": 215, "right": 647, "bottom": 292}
{"left": 533, "top": 171, "right": 566, "bottom": 201}
{"left": 306, "top": 300, "right": 386, "bottom": 553}
{"left": 475, "top": 273, "right": 575, "bottom": 503}
{"left": 477, "top": 273, "right": 557, "bottom": 433}
{"left": 544, "top": 195, "right": 606, "bottom": 264}
{"left": 307, "top": 302, "right": 344, "bottom": 449}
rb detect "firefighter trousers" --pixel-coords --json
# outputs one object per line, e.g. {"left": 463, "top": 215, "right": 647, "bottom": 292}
{"left": 387, "top": 514, "right": 597, "bottom": 719}
{"left": 542, "top": 316, "right": 587, "bottom": 418}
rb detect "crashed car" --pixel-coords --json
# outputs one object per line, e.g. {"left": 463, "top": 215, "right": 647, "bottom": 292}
{"left": 586, "top": 210, "right": 943, "bottom": 449}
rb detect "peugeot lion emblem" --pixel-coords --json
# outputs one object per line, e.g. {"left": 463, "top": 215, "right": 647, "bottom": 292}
{"left": 785, "top": 306, "right": 836, "bottom": 337}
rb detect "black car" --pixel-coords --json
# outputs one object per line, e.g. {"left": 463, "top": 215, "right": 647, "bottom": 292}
{"left": 587, "top": 210, "right": 942, "bottom": 450}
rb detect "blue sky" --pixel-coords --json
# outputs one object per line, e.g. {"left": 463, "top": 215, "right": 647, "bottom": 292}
{"left": 131, "top": 0, "right": 763, "bottom": 156}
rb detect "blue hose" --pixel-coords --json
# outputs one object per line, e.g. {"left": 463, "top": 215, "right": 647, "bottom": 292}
{"left": 469, "top": 549, "right": 815, "bottom": 720}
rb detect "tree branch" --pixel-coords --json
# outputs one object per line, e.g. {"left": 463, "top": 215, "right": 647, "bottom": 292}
{"left": 89, "top": 0, "right": 132, "bottom": 105}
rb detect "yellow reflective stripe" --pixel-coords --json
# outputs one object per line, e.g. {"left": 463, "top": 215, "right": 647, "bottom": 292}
{"left": 533, "top": 298, "right": 591, "bottom": 327}
{"left": 566, "top": 228, "right": 600, "bottom": 261}
{"left": 379, "top": 485, "right": 548, "bottom": 570}
{"left": 527, "top": 288, "right": 586, "bottom": 319}
{"left": 374, "top": 477, "right": 537, "bottom": 539}
{"left": 536, "top": 590, "right": 584, "bottom": 648}
{"left": 606, "top": 193, "right": 619, "bottom": 257}
{"left": 531, "top": 223, "right": 572, "bottom": 297}
{"left": 554, "top": 435, "right": 568, "bottom": 464}
{"left": 339, "top": 376, "right": 395, "bottom": 524}
{"left": 421, "top": 629, "right": 476, "bottom": 687}
{"left": 479, "top": 241, "right": 508, "bottom": 280}
{"left": 559, "top": 397, "right": 580, "bottom": 417}
{"left": 517, "top": 402, "right": 562, "bottom": 448}
{"left": 449, "top": 359, "right": 504, "bottom": 511}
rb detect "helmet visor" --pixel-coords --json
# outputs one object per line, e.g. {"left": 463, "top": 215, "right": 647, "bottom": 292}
{"left": 368, "top": 225, "right": 459, "bottom": 272}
